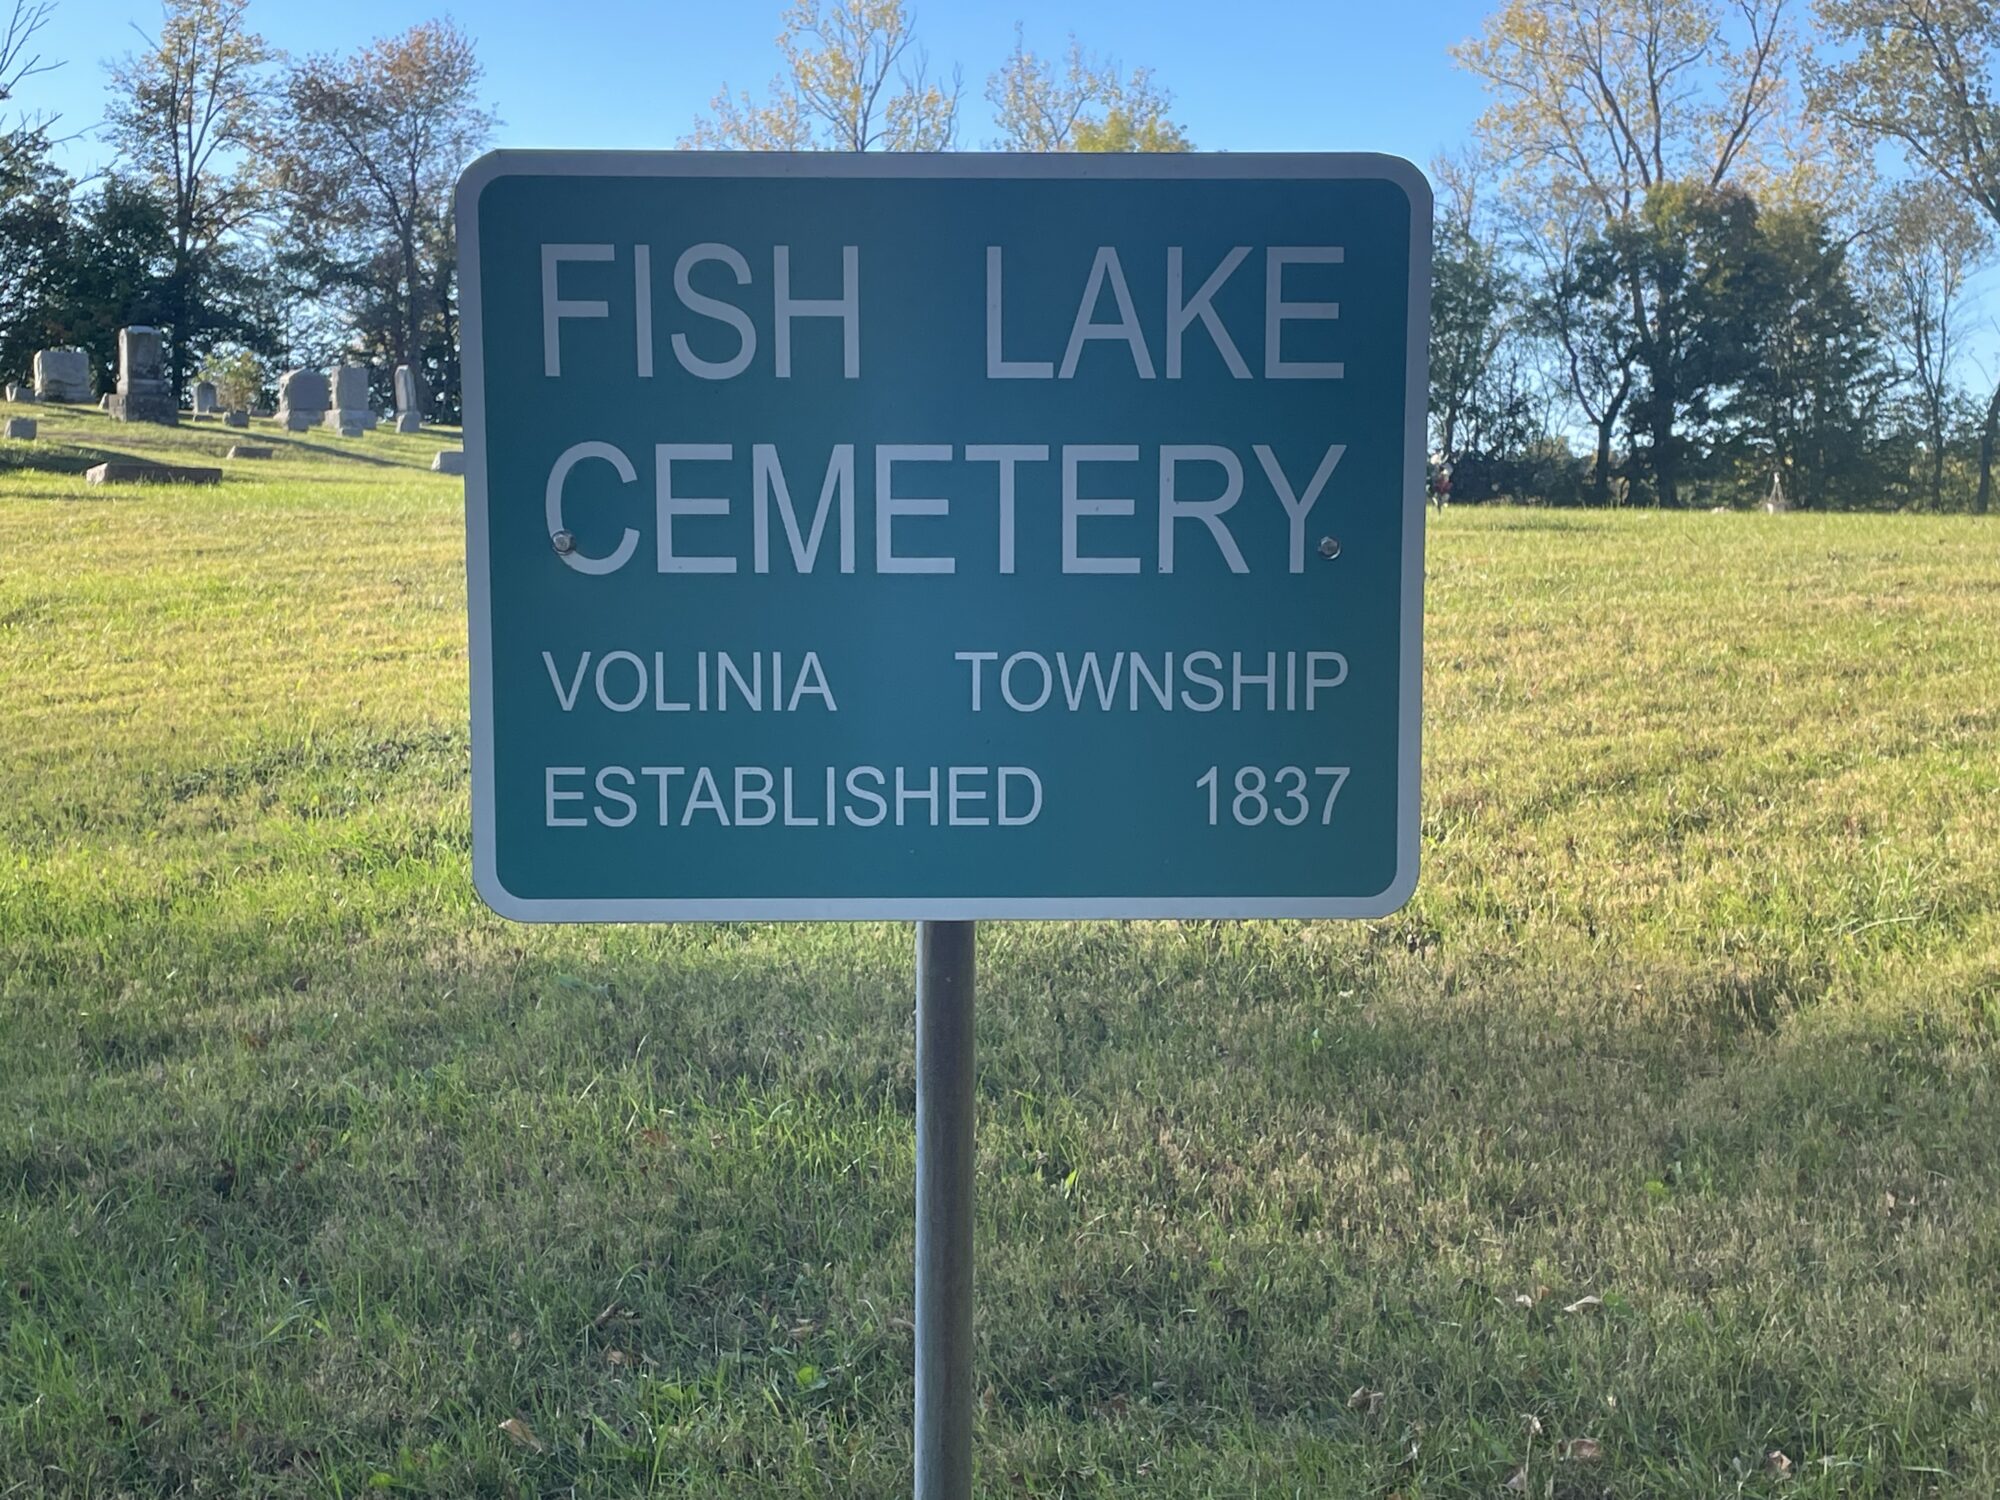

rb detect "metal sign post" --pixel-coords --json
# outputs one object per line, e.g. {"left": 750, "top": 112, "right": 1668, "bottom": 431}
{"left": 914, "top": 919, "right": 976, "bottom": 1500}
{"left": 456, "top": 150, "right": 1432, "bottom": 1500}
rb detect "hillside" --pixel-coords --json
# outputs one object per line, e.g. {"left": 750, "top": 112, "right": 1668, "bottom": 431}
{"left": 3, "top": 408, "right": 1999, "bottom": 1496}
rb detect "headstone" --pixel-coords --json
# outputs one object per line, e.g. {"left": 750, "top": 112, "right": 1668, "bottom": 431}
{"left": 394, "top": 411, "right": 422, "bottom": 434}
{"left": 394, "top": 363, "right": 423, "bottom": 420}
{"left": 337, "top": 422, "right": 365, "bottom": 438}
{"left": 192, "top": 380, "right": 218, "bottom": 416}
{"left": 227, "top": 444, "right": 273, "bottom": 460}
{"left": 223, "top": 410, "right": 249, "bottom": 429}
{"left": 85, "top": 461, "right": 222, "bottom": 486}
{"left": 107, "top": 327, "right": 177, "bottom": 424}
{"left": 325, "top": 364, "right": 377, "bottom": 431}
{"left": 4, "top": 382, "right": 32, "bottom": 403}
{"left": 275, "top": 368, "right": 329, "bottom": 430}
{"left": 33, "top": 347, "right": 91, "bottom": 402}
{"left": 431, "top": 449, "right": 465, "bottom": 475}
{"left": 1762, "top": 471, "right": 1791, "bottom": 514}
{"left": 100, "top": 394, "right": 112, "bottom": 411}
{"left": 3, "top": 417, "right": 35, "bottom": 440}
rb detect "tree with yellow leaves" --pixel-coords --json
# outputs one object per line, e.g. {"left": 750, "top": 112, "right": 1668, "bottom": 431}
{"left": 985, "top": 25, "right": 1189, "bottom": 153}
{"left": 684, "top": 0, "right": 958, "bottom": 152}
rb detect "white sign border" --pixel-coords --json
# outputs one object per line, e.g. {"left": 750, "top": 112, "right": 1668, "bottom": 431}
{"left": 457, "top": 149, "right": 1431, "bottom": 922}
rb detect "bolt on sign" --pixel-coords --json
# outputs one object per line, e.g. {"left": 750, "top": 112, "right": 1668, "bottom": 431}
{"left": 458, "top": 152, "right": 1431, "bottom": 920}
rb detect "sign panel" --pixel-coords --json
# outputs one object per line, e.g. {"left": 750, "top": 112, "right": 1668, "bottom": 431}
{"left": 459, "top": 151, "right": 1430, "bottom": 920}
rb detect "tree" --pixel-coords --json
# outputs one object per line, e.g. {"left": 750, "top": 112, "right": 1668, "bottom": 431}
{"left": 1861, "top": 180, "right": 1992, "bottom": 509}
{"left": 1811, "top": 0, "right": 2000, "bottom": 511}
{"left": 685, "top": 0, "right": 958, "bottom": 152}
{"left": 1729, "top": 204, "right": 1890, "bottom": 507}
{"left": 986, "top": 26, "right": 1189, "bottom": 152}
{"left": 1456, "top": 0, "right": 1802, "bottom": 219}
{"left": 0, "top": 127, "right": 67, "bottom": 381}
{"left": 43, "top": 180, "right": 176, "bottom": 389}
{"left": 103, "top": 0, "right": 274, "bottom": 399}
{"left": 1520, "top": 205, "right": 1640, "bottom": 503}
{"left": 1, "top": 0, "right": 59, "bottom": 142}
{"left": 1597, "top": 182, "right": 1767, "bottom": 504}
{"left": 198, "top": 344, "right": 263, "bottom": 410}
{"left": 1459, "top": 0, "right": 1813, "bottom": 504}
{"left": 1430, "top": 196, "right": 1515, "bottom": 467}
{"left": 274, "top": 20, "right": 495, "bottom": 418}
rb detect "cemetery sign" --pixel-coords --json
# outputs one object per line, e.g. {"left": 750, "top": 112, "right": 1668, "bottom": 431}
{"left": 458, "top": 151, "right": 1431, "bottom": 920}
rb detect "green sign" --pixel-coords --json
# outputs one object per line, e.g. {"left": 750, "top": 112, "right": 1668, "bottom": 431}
{"left": 459, "top": 152, "right": 1430, "bottom": 920}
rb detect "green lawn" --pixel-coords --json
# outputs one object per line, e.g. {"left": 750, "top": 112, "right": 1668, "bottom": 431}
{"left": 3, "top": 403, "right": 1998, "bottom": 1497}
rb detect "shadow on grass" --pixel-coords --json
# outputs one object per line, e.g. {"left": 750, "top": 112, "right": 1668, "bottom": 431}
{"left": 5, "top": 919, "right": 1994, "bottom": 1495}
{"left": 0, "top": 442, "right": 164, "bottom": 477}
{"left": 0, "top": 421, "right": 441, "bottom": 483}
{"left": 233, "top": 427, "right": 433, "bottom": 471}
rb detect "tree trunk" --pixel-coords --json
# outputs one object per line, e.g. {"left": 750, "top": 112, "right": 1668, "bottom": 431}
{"left": 1591, "top": 416, "right": 1615, "bottom": 506}
{"left": 1929, "top": 415, "right": 1946, "bottom": 512}
{"left": 1651, "top": 409, "right": 1679, "bottom": 509}
{"left": 1978, "top": 378, "right": 2000, "bottom": 517}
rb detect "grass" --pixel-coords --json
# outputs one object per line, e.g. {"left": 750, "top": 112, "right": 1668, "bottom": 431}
{"left": 2, "top": 401, "right": 1998, "bottom": 1497}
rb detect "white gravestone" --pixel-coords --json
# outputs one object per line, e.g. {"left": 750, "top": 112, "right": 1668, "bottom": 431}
{"left": 431, "top": 450, "right": 465, "bottom": 475}
{"left": 393, "top": 364, "right": 422, "bottom": 417}
{"left": 33, "top": 348, "right": 91, "bottom": 402}
{"left": 325, "top": 364, "right": 376, "bottom": 431}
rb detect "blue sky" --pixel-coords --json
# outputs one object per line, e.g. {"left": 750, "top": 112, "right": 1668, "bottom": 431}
{"left": 29, "top": 0, "right": 1496, "bottom": 177}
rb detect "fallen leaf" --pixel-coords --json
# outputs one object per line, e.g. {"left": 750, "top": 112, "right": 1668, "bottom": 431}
{"left": 787, "top": 1319, "right": 820, "bottom": 1342}
{"left": 591, "top": 1302, "right": 630, "bottom": 1330}
{"left": 605, "top": 1348, "right": 637, "bottom": 1368}
{"left": 507, "top": 1328, "right": 524, "bottom": 1350}
{"left": 1523, "top": 1414, "right": 1544, "bottom": 1437}
{"left": 1559, "top": 1437, "right": 1604, "bottom": 1463}
{"left": 498, "top": 1417, "right": 543, "bottom": 1452}
{"left": 1563, "top": 1295, "right": 1603, "bottom": 1314}
{"left": 1512, "top": 1293, "right": 1535, "bottom": 1309}
{"left": 1347, "top": 1386, "right": 1385, "bottom": 1415}
{"left": 1503, "top": 1464, "right": 1528, "bottom": 1492}
{"left": 1766, "top": 1449, "right": 1793, "bottom": 1478}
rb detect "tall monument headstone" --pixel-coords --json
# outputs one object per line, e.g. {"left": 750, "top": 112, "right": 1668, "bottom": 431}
{"left": 107, "top": 327, "right": 177, "bottom": 425}
{"left": 325, "top": 364, "right": 376, "bottom": 431}
{"left": 275, "top": 369, "right": 329, "bottom": 431}
{"left": 393, "top": 364, "right": 423, "bottom": 433}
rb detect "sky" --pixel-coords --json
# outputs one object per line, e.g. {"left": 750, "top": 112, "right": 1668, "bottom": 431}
{"left": 26, "top": 0, "right": 1497, "bottom": 179}
{"left": 17, "top": 0, "right": 1996, "bottom": 389}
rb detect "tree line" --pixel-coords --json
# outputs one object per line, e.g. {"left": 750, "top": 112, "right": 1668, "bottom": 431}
{"left": 1434, "top": 0, "right": 2000, "bottom": 513}
{"left": 5, "top": 0, "right": 1990, "bottom": 517}
{"left": 0, "top": 0, "right": 492, "bottom": 420}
